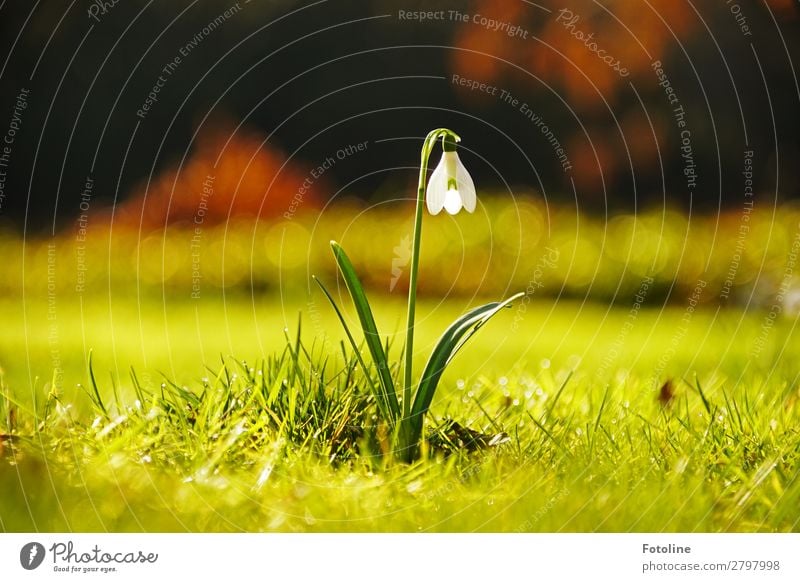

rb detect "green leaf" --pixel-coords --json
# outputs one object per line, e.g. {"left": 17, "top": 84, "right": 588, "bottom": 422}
{"left": 329, "top": 241, "right": 400, "bottom": 420}
{"left": 404, "top": 292, "right": 524, "bottom": 451}
{"left": 313, "top": 276, "right": 391, "bottom": 423}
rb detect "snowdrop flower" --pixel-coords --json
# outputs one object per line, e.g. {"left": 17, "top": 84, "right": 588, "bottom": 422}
{"left": 319, "top": 127, "right": 524, "bottom": 462}
{"left": 426, "top": 135, "right": 476, "bottom": 215}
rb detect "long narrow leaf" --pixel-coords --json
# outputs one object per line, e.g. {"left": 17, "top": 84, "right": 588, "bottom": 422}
{"left": 329, "top": 242, "right": 400, "bottom": 419}
{"left": 313, "top": 276, "right": 392, "bottom": 423}
{"left": 406, "top": 292, "right": 524, "bottom": 446}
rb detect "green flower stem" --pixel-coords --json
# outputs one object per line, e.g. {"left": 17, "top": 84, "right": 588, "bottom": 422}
{"left": 402, "top": 128, "right": 459, "bottom": 445}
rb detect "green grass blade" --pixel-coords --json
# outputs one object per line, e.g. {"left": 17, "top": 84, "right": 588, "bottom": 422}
{"left": 329, "top": 241, "right": 400, "bottom": 420}
{"left": 589, "top": 384, "right": 610, "bottom": 459}
{"left": 405, "top": 292, "right": 524, "bottom": 449}
{"left": 87, "top": 350, "right": 109, "bottom": 419}
{"left": 546, "top": 369, "right": 573, "bottom": 416}
{"left": 692, "top": 375, "right": 713, "bottom": 415}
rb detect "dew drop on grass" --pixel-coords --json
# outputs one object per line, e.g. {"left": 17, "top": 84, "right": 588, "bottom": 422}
{"left": 575, "top": 428, "right": 583, "bottom": 436}
{"left": 109, "top": 453, "right": 127, "bottom": 469}
{"left": 540, "top": 359, "right": 551, "bottom": 369}
{"left": 268, "top": 514, "right": 286, "bottom": 529}
{"left": 256, "top": 465, "right": 273, "bottom": 489}
{"left": 456, "top": 379, "right": 465, "bottom": 390}
{"left": 406, "top": 480, "right": 422, "bottom": 494}
{"left": 498, "top": 376, "right": 508, "bottom": 387}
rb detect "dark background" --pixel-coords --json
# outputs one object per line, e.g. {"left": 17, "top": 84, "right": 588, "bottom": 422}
{"left": 0, "top": 0, "right": 798, "bottom": 232}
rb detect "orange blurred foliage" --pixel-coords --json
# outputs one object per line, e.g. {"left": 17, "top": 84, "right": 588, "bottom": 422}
{"left": 118, "top": 120, "right": 323, "bottom": 229}
{"left": 566, "top": 133, "right": 618, "bottom": 195}
{"left": 453, "top": 0, "right": 697, "bottom": 109}
{"left": 451, "top": 0, "right": 702, "bottom": 194}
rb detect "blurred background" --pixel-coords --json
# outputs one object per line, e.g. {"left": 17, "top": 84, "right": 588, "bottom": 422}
{"left": 0, "top": 0, "right": 799, "bottom": 293}
{"left": 1, "top": 0, "right": 798, "bottom": 227}
{"left": 1, "top": 0, "right": 800, "bottom": 391}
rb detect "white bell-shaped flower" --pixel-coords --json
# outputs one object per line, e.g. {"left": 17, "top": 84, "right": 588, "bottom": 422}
{"left": 426, "top": 143, "right": 476, "bottom": 216}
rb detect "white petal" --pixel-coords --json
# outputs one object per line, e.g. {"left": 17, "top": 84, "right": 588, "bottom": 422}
{"left": 444, "top": 151, "right": 458, "bottom": 183}
{"left": 456, "top": 156, "right": 476, "bottom": 213}
{"left": 443, "top": 189, "right": 463, "bottom": 214}
{"left": 426, "top": 155, "right": 448, "bottom": 215}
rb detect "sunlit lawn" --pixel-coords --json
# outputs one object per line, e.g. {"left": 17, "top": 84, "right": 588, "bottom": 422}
{"left": 1, "top": 290, "right": 799, "bottom": 532}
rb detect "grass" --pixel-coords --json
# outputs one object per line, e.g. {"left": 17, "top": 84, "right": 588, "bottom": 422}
{"left": 1, "top": 292, "right": 799, "bottom": 532}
